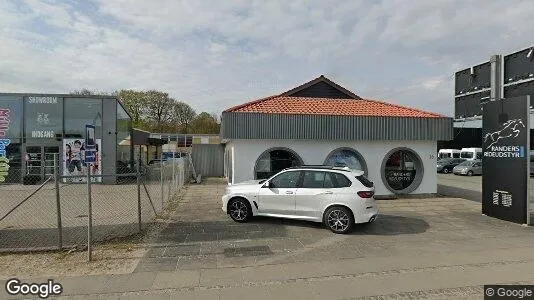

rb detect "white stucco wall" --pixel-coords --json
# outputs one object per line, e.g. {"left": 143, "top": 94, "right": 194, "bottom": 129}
{"left": 226, "top": 139, "right": 438, "bottom": 196}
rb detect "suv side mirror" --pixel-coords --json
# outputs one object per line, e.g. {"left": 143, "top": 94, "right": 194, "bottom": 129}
{"left": 262, "top": 181, "right": 270, "bottom": 188}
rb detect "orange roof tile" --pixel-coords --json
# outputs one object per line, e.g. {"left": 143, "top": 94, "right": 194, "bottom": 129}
{"left": 225, "top": 96, "right": 445, "bottom": 118}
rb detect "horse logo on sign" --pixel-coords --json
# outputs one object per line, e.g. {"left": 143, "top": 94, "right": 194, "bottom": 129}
{"left": 483, "top": 119, "right": 525, "bottom": 149}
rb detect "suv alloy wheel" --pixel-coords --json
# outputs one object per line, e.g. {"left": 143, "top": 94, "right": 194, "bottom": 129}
{"left": 324, "top": 206, "right": 354, "bottom": 234}
{"left": 228, "top": 198, "right": 252, "bottom": 223}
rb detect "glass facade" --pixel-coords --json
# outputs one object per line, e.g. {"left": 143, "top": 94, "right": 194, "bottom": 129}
{"left": 0, "top": 94, "right": 131, "bottom": 184}
{"left": 117, "top": 101, "right": 133, "bottom": 172}
{"left": 64, "top": 98, "right": 103, "bottom": 139}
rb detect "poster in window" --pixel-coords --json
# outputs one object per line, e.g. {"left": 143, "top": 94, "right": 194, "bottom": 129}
{"left": 62, "top": 138, "right": 101, "bottom": 183}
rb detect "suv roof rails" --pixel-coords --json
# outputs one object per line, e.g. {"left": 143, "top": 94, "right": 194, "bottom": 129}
{"left": 284, "top": 165, "right": 352, "bottom": 172}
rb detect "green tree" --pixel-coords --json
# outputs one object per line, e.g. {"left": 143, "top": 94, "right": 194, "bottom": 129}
{"left": 116, "top": 90, "right": 149, "bottom": 129}
{"left": 144, "top": 90, "right": 174, "bottom": 132}
{"left": 189, "top": 112, "right": 221, "bottom": 134}
{"left": 173, "top": 101, "right": 197, "bottom": 134}
{"left": 70, "top": 88, "right": 202, "bottom": 134}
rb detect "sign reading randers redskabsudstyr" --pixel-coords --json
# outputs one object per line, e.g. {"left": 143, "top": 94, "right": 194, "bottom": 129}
{"left": 482, "top": 95, "right": 530, "bottom": 224}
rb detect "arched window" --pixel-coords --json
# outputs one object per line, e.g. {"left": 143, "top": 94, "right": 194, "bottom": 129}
{"left": 323, "top": 148, "right": 368, "bottom": 175}
{"left": 381, "top": 147, "right": 424, "bottom": 194}
{"left": 254, "top": 148, "right": 303, "bottom": 179}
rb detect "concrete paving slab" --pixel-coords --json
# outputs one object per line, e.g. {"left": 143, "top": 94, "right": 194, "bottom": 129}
{"left": 134, "top": 257, "right": 178, "bottom": 272}
{"left": 164, "top": 244, "right": 201, "bottom": 257}
{"left": 216, "top": 254, "right": 259, "bottom": 268}
{"left": 58, "top": 274, "right": 112, "bottom": 296}
{"left": 198, "top": 240, "right": 238, "bottom": 255}
{"left": 100, "top": 272, "right": 159, "bottom": 294}
{"left": 119, "top": 295, "right": 171, "bottom": 300}
{"left": 151, "top": 270, "right": 199, "bottom": 290}
{"left": 177, "top": 255, "right": 218, "bottom": 270}
{"left": 266, "top": 238, "right": 305, "bottom": 251}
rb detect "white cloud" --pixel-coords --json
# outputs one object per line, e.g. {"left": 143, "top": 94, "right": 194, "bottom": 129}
{"left": 1, "top": 0, "right": 534, "bottom": 117}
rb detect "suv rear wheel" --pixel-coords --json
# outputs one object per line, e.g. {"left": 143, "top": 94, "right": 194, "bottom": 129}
{"left": 324, "top": 206, "right": 354, "bottom": 234}
{"left": 228, "top": 198, "right": 252, "bottom": 223}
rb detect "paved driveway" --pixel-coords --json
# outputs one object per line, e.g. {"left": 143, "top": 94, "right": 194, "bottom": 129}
{"left": 135, "top": 178, "right": 534, "bottom": 274}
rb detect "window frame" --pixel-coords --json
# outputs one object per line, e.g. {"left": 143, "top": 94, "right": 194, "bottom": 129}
{"left": 323, "top": 147, "right": 368, "bottom": 176}
{"left": 331, "top": 172, "right": 352, "bottom": 188}
{"left": 269, "top": 170, "right": 302, "bottom": 189}
{"left": 380, "top": 147, "right": 424, "bottom": 194}
{"left": 254, "top": 147, "right": 303, "bottom": 180}
{"left": 300, "top": 170, "right": 328, "bottom": 189}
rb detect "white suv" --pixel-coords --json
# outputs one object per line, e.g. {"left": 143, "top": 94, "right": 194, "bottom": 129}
{"left": 221, "top": 166, "right": 379, "bottom": 234}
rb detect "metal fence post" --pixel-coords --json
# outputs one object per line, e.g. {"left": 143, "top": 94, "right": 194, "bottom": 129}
{"left": 87, "top": 166, "right": 93, "bottom": 262}
{"left": 172, "top": 152, "right": 176, "bottom": 192}
{"left": 160, "top": 154, "right": 164, "bottom": 209}
{"left": 167, "top": 164, "right": 172, "bottom": 201}
{"left": 137, "top": 161, "right": 141, "bottom": 232}
{"left": 54, "top": 154, "right": 63, "bottom": 250}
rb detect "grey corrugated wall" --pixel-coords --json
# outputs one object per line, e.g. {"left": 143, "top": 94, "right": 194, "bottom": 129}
{"left": 221, "top": 112, "right": 454, "bottom": 141}
{"left": 191, "top": 144, "right": 224, "bottom": 177}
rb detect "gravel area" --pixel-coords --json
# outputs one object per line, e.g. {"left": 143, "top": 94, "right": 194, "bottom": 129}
{"left": 0, "top": 245, "right": 147, "bottom": 280}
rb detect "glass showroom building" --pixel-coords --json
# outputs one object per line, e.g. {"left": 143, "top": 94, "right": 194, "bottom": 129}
{"left": 0, "top": 93, "right": 133, "bottom": 184}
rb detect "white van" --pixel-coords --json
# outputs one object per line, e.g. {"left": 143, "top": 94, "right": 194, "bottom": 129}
{"left": 438, "top": 149, "right": 461, "bottom": 160}
{"left": 460, "top": 148, "right": 482, "bottom": 160}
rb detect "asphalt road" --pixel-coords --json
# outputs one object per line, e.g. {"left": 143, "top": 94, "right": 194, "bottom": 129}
{"left": 437, "top": 184, "right": 482, "bottom": 202}
{"left": 437, "top": 174, "right": 534, "bottom": 204}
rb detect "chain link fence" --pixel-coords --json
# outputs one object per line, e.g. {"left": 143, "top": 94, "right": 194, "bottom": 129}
{"left": 0, "top": 152, "right": 192, "bottom": 259}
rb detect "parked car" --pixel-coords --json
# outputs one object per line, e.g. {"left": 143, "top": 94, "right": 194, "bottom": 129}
{"left": 221, "top": 165, "right": 379, "bottom": 234}
{"left": 453, "top": 160, "right": 482, "bottom": 176}
{"left": 437, "top": 158, "right": 466, "bottom": 173}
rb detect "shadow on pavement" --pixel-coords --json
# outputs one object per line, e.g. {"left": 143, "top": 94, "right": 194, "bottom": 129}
{"left": 437, "top": 184, "right": 481, "bottom": 202}
{"left": 250, "top": 216, "right": 325, "bottom": 229}
{"left": 351, "top": 214, "right": 429, "bottom": 235}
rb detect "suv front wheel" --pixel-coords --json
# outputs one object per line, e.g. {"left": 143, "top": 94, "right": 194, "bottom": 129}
{"left": 228, "top": 198, "right": 252, "bottom": 223}
{"left": 324, "top": 206, "right": 354, "bottom": 234}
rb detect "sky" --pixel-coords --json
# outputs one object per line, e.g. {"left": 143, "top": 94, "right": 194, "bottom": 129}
{"left": 1, "top": 0, "right": 534, "bottom": 117}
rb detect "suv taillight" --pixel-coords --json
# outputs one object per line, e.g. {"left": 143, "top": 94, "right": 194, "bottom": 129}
{"left": 357, "top": 191, "right": 374, "bottom": 198}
